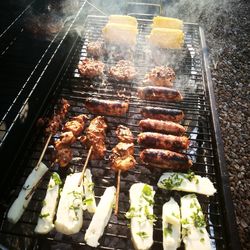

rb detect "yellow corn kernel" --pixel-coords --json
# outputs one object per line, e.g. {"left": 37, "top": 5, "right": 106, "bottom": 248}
{"left": 102, "top": 23, "right": 138, "bottom": 46}
{"left": 108, "top": 15, "right": 138, "bottom": 27}
{"left": 152, "top": 16, "right": 183, "bottom": 30}
{"left": 148, "top": 28, "right": 184, "bottom": 49}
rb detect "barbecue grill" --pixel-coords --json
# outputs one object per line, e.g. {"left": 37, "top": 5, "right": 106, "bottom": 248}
{"left": 0, "top": 1, "right": 240, "bottom": 250}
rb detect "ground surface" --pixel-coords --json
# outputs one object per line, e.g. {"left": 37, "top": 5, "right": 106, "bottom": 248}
{"left": 167, "top": 1, "right": 249, "bottom": 249}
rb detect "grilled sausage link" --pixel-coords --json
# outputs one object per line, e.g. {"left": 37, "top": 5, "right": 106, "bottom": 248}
{"left": 137, "top": 86, "right": 183, "bottom": 102}
{"left": 85, "top": 98, "right": 129, "bottom": 116}
{"left": 141, "top": 106, "right": 184, "bottom": 122}
{"left": 139, "top": 119, "right": 186, "bottom": 135}
{"left": 140, "top": 148, "right": 192, "bottom": 170}
{"left": 138, "top": 132, "right": 190, "bottom": 151}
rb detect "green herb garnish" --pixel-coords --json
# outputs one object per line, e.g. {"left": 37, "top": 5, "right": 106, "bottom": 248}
{"left": 83, "top": 197, "right": 93, "bottom": 206}
{"left": 161, "top": 173, "right": 183, "bottom": 189}
{"left": 191, "top": 211, "right": 206, "bottom": 228}
{"left": 136, "top": 231, "right": 149, "bottom": 239}
{"left": 39, "top": 212, "right": 50, "bottom": 218}
{"left": 142, "top": 184, "right": 152, "bottom": 196}
{"left": 52, "top": 173, "right": 62, "bottom": 186}
{"left": 164, "top": 223, "right": 173, "bottom": 237}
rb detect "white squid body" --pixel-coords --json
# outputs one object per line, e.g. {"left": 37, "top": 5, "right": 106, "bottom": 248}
{"left": 162, "top": 197, "right": 181, "bottom": 250}
{"left": 84, "top": 186, "right": 116, "bottom": 247}
{"left": 7, "top": 162, "right": 49, "bottom": 224}
{"left": 83, "top": 169, "right": 96, "bottom": 213}
{"left": 127, "top": 183, "right": 155, "bottom": 250}
{"left": 34, "top": 172, "right": 61, "bottom": 234}
{"left": 55, "top": 173, "right": 84, "bottom": 235}
{"left": 158, "top": 172, "right": 216, "bottom": 196}
{"left": 181, "top": 194, "right": 212, "bottom": 250}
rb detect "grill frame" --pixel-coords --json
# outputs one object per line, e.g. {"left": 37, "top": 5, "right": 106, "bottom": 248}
{"left": 0, "top": 13, "right": 240, "bottom": 250}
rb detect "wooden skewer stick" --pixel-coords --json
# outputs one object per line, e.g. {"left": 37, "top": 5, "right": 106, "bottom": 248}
{"left": 25, "top": 161, "right": 56, "bottom": 200}
{"left": 78, "top": 146, "right": 93, "bottom": 187}
{"left": 35, "top": 133, "right": 53, "bottom": 170}
{"left": 114, "top": 170, "right": 121, "bottom": 216}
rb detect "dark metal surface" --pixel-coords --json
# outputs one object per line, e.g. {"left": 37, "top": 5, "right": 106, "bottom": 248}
{"left": 0, "top": 14, "right": 239, "bottom": 250}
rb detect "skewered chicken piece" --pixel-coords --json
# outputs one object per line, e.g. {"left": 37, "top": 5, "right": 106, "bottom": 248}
{"left": 63, "top": 114, "right": 87, "bottom": 136}
{"left": 54, "top": 114, "right": 87, "bottom": 167}
{"left": 86, "top": 116, "right": 108, "bottom": 159}
{"left": 111, "top": 125, "right": 136, "bottom": 215}
{"left": 111, "top": 126, "right": 136, "bottom": 172}
{"left": 116, "top": 125, "right": 134, "bottom": 143}
{"left": 45, "top": 99, "right": 70, "bottom": 135}
{"left": 54, "top": 131, "right": 76, "bottom": 150}
{"left": 55, "top": 147, "right": 73, "bottom": 167}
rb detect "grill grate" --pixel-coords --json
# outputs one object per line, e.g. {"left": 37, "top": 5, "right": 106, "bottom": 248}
{"left": 0, "top": 15, "right": 231, "bottom": 249}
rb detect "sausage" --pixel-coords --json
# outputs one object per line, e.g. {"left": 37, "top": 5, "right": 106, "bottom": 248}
{"left": 137, "top": 86, "right": 183, "bottom": 102}
{"left": 141, "top": 106, "right": 184, "bottom": 122}
{"left": 140, "top": 148, "right": 192, "bottom": 170}
{"left": 139, "top": 119, "right": 186, "bottom": 135}
{"left": 85, "top": 98, "right": 129, "bottom": 116}
{"left": 137, "top": 132, "right": 190, "bottom": 151}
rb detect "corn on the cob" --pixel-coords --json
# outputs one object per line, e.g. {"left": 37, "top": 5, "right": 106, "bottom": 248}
{"left": 148, "top": 28, "right": 184, "bottom": 49}
{"left": 108, "top": 15, "right": 138, "bottom": 27}
{"left": 152, "top": 16, "right": 183, "bottom": 30}
{"left": 102, "top": 23, "right": 138, "bottom": 46}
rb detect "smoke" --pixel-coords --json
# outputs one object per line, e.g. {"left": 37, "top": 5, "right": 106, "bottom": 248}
{"left": 163, "top": 0, "right": 232, "bottom": 59}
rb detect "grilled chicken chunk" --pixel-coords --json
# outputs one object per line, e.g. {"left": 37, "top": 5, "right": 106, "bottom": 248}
{"left": 86, "top": 116, "right": 108, "bottom": 159}
{"left": 54, "top": 131, "right": 76, "bottom": 150}
{"left": 112, "top": 142, "right": 134, "bottom": 156}
{"left": 56, "top": 147, "right": 73, "bottom": 167}
{"left": 116, "top": 125, "right": 134, "bottom": 142}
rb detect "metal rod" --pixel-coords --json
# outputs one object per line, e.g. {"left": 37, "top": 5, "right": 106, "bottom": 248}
{"left": 78, "top": 146, "right": 93, "bottom": 186}
{"left": 114, "top": 170, "right": 121, "bottom": 216}
{"left": 35, "top": 133, "right": 52, "bottom": 170}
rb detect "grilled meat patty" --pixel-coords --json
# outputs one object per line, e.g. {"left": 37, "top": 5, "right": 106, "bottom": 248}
{"left": 145, "top": 66, "right": 175, "bottom": 87}
{"left": 109, "top": 60, "right": 136, "bottom": 81}
{"left": 78, "top": 58, "right": 104, "bottom": 78}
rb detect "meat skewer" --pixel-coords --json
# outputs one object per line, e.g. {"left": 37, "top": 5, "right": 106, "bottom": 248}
{"left": 78, "top": 145, "right": 93, "bottom": 187}
{"left": 85, "top": 98, "right": 129, "bottom": 116}
{"left": 110, "top": 125, "right": 136, "bottom": 215}
{"left": 35, "top": 99, "right": 70, "bottom": 170}
{"left": 86, "top": 116, "right": 108, "bottom": 159}
{"left": 141, "top": 106, "right": 184, "bottom": 122}
{"left": 77, "top": 116, "right": 108, "bottom": 186}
